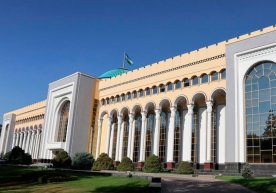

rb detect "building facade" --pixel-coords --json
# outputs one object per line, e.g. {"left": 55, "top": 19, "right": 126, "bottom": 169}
{"left": 0, "top": 25, "right": 276, "bottom": 173}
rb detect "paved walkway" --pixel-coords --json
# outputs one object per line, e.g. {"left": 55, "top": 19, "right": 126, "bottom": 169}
{"left": 161, "top": 176, "right": 256, "bottom": 193}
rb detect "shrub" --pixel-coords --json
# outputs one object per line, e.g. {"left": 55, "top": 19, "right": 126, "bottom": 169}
{"left": 143, "top": 154, "right": 162, "bottom": 173}
{"left": 241, "top": 163, "right": 254, "bottom": 179}
{"left": 117, "top": 157, "right": 135, "bottom": 171}
{"left": 3, "top": 151, "right": 11, "bottom": 160}
{"left": 72, "top": 152, "right": 94, "bottom": 170}
{"left": 92, "top": 153, "right": 114, "bottom": 171}
{"left": 23, "top": 153, "right": 32, "bottom": 165}
{"left": 176, "top": 161, "right": 194, "bottom": 174}
{"left": 52, "top": 150, "right": 72, "bottom": 168}
{"left": 4, "top": 146, "right": 32, "bottom": 165}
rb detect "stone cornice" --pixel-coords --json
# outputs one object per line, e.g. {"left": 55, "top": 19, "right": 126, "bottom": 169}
{"left": 100, "top": 54, "right": 225, "bottom": 91}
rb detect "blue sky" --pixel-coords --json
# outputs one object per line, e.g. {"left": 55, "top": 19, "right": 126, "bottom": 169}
{"left": 0, "top": 0, "right": 276, "bottom": 121}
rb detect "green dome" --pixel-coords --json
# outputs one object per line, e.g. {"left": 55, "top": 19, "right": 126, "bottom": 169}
{"left": 99, "top": 68, "right": 129, "bottom": 79}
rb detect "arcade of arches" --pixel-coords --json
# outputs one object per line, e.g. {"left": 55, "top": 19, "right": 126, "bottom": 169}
{"left": 97, "top": 89, "right": 226, "bottom": 170}
{"left": 12, "top": 125, "right": 43, "bottom": 160}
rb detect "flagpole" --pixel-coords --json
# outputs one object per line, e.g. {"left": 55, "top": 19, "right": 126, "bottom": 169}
{"left": 122, "top": 52, "right": 125, "bottom": 69}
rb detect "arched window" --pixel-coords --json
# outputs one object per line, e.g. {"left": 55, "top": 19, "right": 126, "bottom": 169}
{"left": 192, "top": 76, "right": 199, "bottom": 85}
{"left": 201, "top": 74, "right": 208, "bottom": 84}
{"left": 101, "top": 99, "right": 105, "bottom": 105}
{"left": 122, "top": 116, "right": 129, "bottom": 158}
{"left": 121, "top": 94, "right": 125, "bottom": 101}
{"left": 127, "top": 92, "right": 131, "bottom": 100}
{"left": 211, "top": 71, "right": 218, "bottom": 81}
{"left": 159, "top": 112, "right": 167, "bottom": 163}
{"left": 116, "top": 95, "right": 120, "bottom": 102}
{"left": 139, "top": 89, "right": 144, "bottom": 97}
{"left": 106, "top": 98, "right": 110, "bottom": 104}
{"left": 245, "top": 62, "right": 276, "bottom": 163}
{"left": 175, "top": 80, "right": 181, "bottom": 89}
{"left": 152, "top": 86, "right": 158, "bottom": 95}
{"left": 167, "top": 82, "right": 173, "bottom": 91}
{"left": 145, "top": 113, "right": 154, "bottom": 160}
{"left": 145, "top": 87, "right": 151, "bottom": 96}
{"left": 220, "top": 69, "right": 226, "bottom": 79}
{"left": 57, "top": 101, "right": 70, "bottom": 142}
{"left": 111, "top": 117, "right": 118, "bottom": 160}
{"left": 159, "top": 84, "right": 165, "bottom": 93}
{"left": 133, "top": 91, "right": 137, "bottom": 98}
{"left": 183, "top": 78, "right": 190, "bottom": 87}
{"left": 111, "top": 96, "right": 115, "bottom": 103}
{"left": 174, "top": 110, "right": 181, "bottom": 163}
{"left": 133, "top": 114, "right": 142, "bottom": 162}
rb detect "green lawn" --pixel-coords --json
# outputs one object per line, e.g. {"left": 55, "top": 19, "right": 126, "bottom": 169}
{"left": 217, "top": 176, "right": 276, "bottom": 193}
{"left": 0, "top": 166, "right": 150, "bottom": 193}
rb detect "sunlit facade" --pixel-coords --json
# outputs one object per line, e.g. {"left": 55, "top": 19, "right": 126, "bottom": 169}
{"left": 1, "top": 25, "right": 276, "bottom": 174}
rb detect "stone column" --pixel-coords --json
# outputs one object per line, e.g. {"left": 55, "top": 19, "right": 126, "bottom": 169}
{"left": 31, "top": 133, "right": 36, "bottom": 158}
{"left": 153, "top": 109, "right": 161, "bottom": 156}
{"left": 25, "top": 132, "right": 29, "bottom": 150}
{"left": 181, "top": 110, "right": 187, "bottom": 161}
{"left": 217, "top": 105, "right": 226, "bottom": 164}
{"left": 127, "top": 113, "right": 134, "bottom": 158}
{"left": 182, "top": 104, "right": 194, "bottom": 162}
{"left": 33, "top": 131, "right": 37, "bottom": 159}
{"left": 167, "top": 106, "right": 176, "bottom": 169}
{"left": 108, "top": 123, "right": 114, "bottom": 158}
{"left": 22, "top": 132, "right": 26, "bottom": 150}
{"left": 95, "top": 118, "right": 103, "bottom": 159}
{"left": 205, "top": 101, "right": 213, "bottom": 170}
{"left": 29, "top": 131, "right": 35, "bottom": 157}
{"left": 33, "top": 131, "right": 38, "bottom": 159}
{"left": 118, "top": 121, "right": 125, "bottom": 161}
{"left": 115, "top": 115, "right": 122, "bottom": 164}
{"left": 105, "top": 117, "right": 112, "bottom": 154}
{"left": 11, "top": 133, "right": 16, "bottom": 148}
{"left": 138, "top": 111, "right": 147, "bottom": 168}
{"left": 19, "top": 132, "right": 23, "bottom": 148}
{"left": 25, "top": 131, "right": 31, "bottom": 153}
{"left": 36, "top": 131, "right": 41, "bottom": 160}
{"left": 130, "top": 119, "right": 136, "bottom": 160}
{"left": 15, "top": 133, "right": 19, "bottom": 146}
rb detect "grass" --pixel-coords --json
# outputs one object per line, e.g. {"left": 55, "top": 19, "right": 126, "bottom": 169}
{"left": 217, "top": 176, "right": 276, "bottom": 193}
{"left": 0, "top": 165, "right": 150, "bottom": 193}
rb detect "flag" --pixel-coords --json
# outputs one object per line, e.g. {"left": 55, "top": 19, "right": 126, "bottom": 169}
{"left": 125, "top": 53, "right": 134, "bottom": 65}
